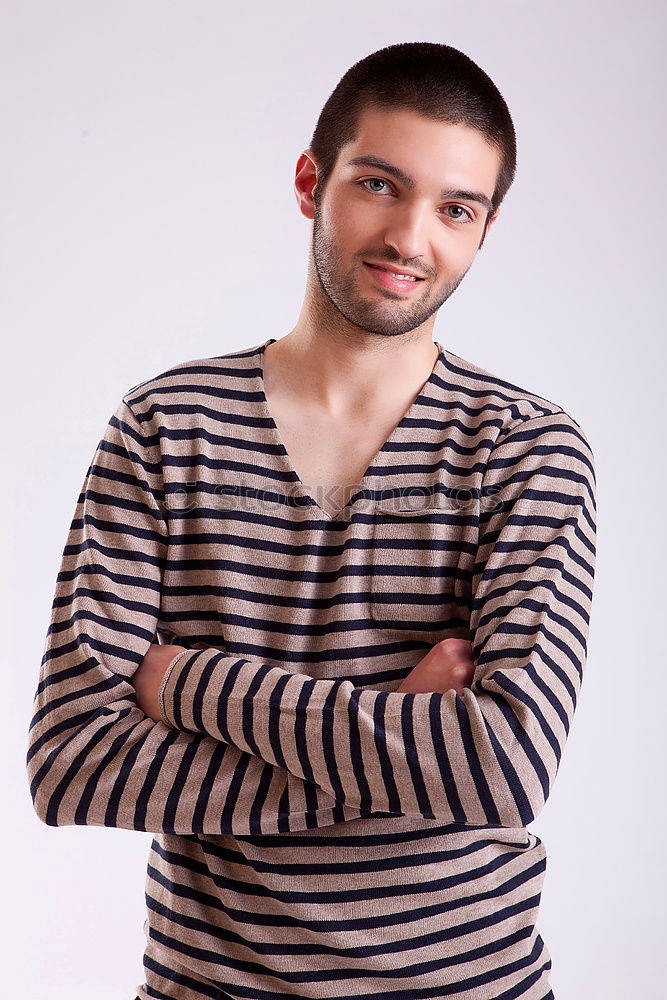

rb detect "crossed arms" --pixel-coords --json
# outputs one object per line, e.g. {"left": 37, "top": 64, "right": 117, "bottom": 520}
{"left": 26, "top": 396, "right": 596, "bottom": 835}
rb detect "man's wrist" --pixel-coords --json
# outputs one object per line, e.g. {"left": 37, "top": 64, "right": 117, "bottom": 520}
{"left": 158, "top": 648, "right": 195, "bottom": 728}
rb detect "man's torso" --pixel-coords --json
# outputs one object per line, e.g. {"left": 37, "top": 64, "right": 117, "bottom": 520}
{"left": 128, "top": 335, "right": 566, "bottom": 1000}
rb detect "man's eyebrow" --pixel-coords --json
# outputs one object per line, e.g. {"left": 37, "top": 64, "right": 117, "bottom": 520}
{"left": 346, "top": 154, "right": 494, "bottom": 214}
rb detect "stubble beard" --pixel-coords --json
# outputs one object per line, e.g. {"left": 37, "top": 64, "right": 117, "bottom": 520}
{"left": 310, "top": 203, "right": 470, "bottom": 338}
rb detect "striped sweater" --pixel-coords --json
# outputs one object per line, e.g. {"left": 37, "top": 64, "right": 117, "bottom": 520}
{"left": 27, "top": 337, "right": 596, "bottom": 1000}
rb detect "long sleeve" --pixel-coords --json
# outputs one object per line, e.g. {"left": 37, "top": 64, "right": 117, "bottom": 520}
{"left": 26, "top": 397, "right": 361, "bottom": 835}
{"left": 158, "top": 409, "right": 597, "bottom": 828}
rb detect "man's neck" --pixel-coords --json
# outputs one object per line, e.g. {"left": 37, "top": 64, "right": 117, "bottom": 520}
{"left": 262, "top": 330, "right": 440, "bottom": 422}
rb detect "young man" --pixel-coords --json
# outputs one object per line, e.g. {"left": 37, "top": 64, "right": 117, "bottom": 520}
{"left": 27, "top": 42, "right": 596, "bottom": 1000}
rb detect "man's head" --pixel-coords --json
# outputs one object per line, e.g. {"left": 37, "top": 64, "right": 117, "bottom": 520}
{"left": 295, "top": 42, "right": 516, "bottom": 340}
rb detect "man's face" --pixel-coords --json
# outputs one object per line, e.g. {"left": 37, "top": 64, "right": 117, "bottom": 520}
{"left": 308, "top": 105, "right": 501, "bottom": 338}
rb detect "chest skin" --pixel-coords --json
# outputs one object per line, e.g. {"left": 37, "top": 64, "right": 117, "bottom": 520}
{"left": 262, "top": 398, "right": 412, "bottom": 518}
{"left": 260, "top": 337, "right": 443, "bottom": 519}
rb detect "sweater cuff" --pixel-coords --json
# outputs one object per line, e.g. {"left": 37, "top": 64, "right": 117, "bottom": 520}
{"left": 158, "top": 647, "right": 224, "bottom": 731}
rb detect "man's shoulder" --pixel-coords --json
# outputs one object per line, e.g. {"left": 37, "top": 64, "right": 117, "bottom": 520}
{"left": 120, "top": 341, "right": 263, "bottom": 413}
{"left": 442, "top": 346, "right": 563, "bottom": 417}
{"left": 440, "top": 346, "right": 590, "bottom": 442}
{"left": 439, "top": 348, "right": 596, "bottom": 491}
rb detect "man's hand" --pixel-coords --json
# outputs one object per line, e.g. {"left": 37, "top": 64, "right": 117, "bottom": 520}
{"left": 131, "top": 643, "right": 187, "bottom": 722}
{"left": 395, "top": 637, "right": 475, "bottom": 696}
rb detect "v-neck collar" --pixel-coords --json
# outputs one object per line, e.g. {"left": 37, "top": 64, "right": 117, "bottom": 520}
{"left": 255, "top": 337, "right": 446, "bottom": 523}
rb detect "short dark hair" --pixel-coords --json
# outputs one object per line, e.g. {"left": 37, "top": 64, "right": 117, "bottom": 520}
{"left": 308, "top": 41, "right": 517, "bottom": 221}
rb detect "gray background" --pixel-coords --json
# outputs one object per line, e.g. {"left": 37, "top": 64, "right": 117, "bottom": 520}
{"left": 3, "top": 1, "right": 664, "bottom": 997}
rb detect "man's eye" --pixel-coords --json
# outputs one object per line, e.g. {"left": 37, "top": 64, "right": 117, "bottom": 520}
{"left": 445, "top": 205, "right": 473, "bottom": 223}
{"left": 359, "top": 177, "right": 393, "bottom": 195}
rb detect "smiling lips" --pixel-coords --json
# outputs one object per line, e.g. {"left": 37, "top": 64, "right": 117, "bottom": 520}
{"left": 363, "top": 261, "right": 426, "bottom": 292}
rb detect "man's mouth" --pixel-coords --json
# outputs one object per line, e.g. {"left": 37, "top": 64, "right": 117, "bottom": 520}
{"left": 363, "top": 262, "right": 424, "bottom": 282}
{"left": 362, "top": 261, "right": 426, "bottom": 292}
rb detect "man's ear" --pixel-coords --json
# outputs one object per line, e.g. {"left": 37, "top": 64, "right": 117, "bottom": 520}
{"left": 294, "top": 150, "right": 319, "bottom": 221}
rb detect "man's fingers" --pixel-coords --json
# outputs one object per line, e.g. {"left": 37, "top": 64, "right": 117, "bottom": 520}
{"left": 439, "top": 637, "right": 472, "bottom": 650}
{"left": 438, "top": 637, "right": 474, "bottom": 663}
{"left": 437, "top": 641, "right": 475, "bottom": 688}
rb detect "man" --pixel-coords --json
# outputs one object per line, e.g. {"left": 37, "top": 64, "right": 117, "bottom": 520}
{"left": 27, "top": 42, "right": 595, "bottom": 1000}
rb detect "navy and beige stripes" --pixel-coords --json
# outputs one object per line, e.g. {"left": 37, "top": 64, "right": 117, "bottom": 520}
{"left": 27, "top": 337, "right": 595, "bottom": 999}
